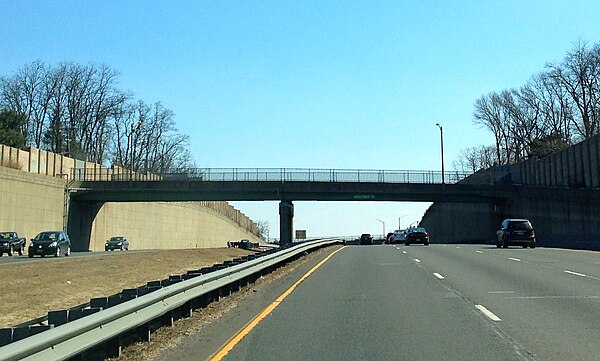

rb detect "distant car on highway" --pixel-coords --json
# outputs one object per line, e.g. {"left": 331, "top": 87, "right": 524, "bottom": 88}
{"left": 389, "top": 229, "right": 407, "bottom": 244}
{"left": 385, "top": 232, "right": 394, "bottom": 244}
{"left": 105, "top": 236, "right": 129, "bottom": 251}
{"left": 0, "top": 231, "right": 26, "bottom": 257}
{"left": 28, "top": 231, "right": 71, "bottom": 257}
{"left": 404, "top": 227, "right": 429, "bottom": 246}
{"left": 359, "top": 233, "right": 373, "bottom": 245}
{"left": 496, "top": 218, "right": 536, "bottom": 248}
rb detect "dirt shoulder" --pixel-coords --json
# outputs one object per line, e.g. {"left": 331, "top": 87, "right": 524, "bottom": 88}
{"left": 0, "top": 248, "right": 254, "bottom": 327}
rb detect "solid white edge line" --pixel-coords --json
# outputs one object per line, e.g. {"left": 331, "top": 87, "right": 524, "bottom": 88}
{"left": 476, "top": 304, "right": 502, "bottom": 321}
{"left": 433, "top": 272, "right": 445, "bottom": 280}
{"left": 508, "top": 257, "right": 521, "bottom": 262}
{"left": 564, "top": 270, "right": 586, "bottom": 277}
{"left": 413, "top": 258, "right": 421, "bottom": 263}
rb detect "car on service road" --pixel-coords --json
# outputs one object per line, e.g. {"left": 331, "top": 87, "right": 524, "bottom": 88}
{"left": 0, "top": 231, "right": 26, "bottom": 256}
{"left": 359, "top": 233, "right": 373, "bottom": 245}
{"left": 29, "top": 231, "right": 71, "bottom": 257}
{"left": 404, "top": 227, "right": 429, "bottom": 246}
{"left": 496, "top": 218, "right": 536, "bottom": 248}
{"left": 105, "top": 236, "right": 129, "bottom": 251}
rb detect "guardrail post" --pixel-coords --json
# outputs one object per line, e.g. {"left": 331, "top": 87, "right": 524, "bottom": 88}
{"left": 137, "top": 323, "right": 151, "bottom": 342}
{"left": 105, "top": 336, "right": 122, "bottom": 359}
{"left": 182, "top": 301, "right": 193, "bottom": 318}
{"left": 162, "top": 311, "right": 174, "bottom": 327}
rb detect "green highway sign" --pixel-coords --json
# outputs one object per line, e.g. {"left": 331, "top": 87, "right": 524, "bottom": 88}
{"left": 353, "top": 194, "right": 375, "bottom": 200}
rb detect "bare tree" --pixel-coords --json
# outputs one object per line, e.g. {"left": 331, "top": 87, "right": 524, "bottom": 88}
{"left": 453, "top": 145, "right": 502, "bottom": 173}
{"left": 0, "top": 61, "right": 55, "bottom": 147}
{"left": 1, "top": 61, "right": 194, "bottom": 170}
{"left": 546, "top": 40, "right": 600, "bottom": 139}
{"left": 112, "top": 100, "right": 193, "bottom": 172}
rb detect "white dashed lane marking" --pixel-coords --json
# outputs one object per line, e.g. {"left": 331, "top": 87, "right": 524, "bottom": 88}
{"left": 433, "top": 272, "right": 445, "bottom": 280}
{"left": 508, "top": 257, "right": 521, "bottom": 262}
{"left": 476, "top": 304, "right": 502, "bottom": 322}
{"left": 475, "top": 250, "right": 483, "bottom": 254}
{"left": 413, "top": 258, "right": 421, "bottom": 263}
{"left": 564, "top": 270, "right": 586, "bottom": 277}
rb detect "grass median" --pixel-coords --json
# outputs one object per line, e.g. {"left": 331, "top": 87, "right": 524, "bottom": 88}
{"left": 0, "top": 248, "right": 255, "bottom": 327}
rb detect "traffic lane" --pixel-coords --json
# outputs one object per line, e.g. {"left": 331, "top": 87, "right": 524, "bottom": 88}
{"left": 153, "top": 246, "right": 347, "bottom": 361}
{"left": 444, "top": 243, "right": 600, "bottom": 280}
{"left": 401, "top": 244, "right": 600, "bottom": 361}
{"left": 221, "top": 245, "right": 530, "bottom": 361}
{"left": 0, "top": 249, "right": 149, "bottom": 265}
{"left": 486, "top": 246, "right": 600, "bottom": 280}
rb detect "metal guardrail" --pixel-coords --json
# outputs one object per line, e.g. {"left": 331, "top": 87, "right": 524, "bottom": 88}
{"left": 72, "top": 167, "right": 487, "bottom": 184}
{"left": 0, "top": 239, "right": 341, "bottom": 361}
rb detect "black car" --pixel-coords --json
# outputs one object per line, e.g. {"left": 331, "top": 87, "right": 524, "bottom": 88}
{"left": 359, "top": 233, "right": 373, "bottom": 245}
{"left": 496, "top": 219, "right": 536, "bottom": 248}
{"left": 28, "top": 231, "right": 71, "bottom": 257}
{"left": 105, "top": 236, "right": 129, "bottom": 251}
{"left": 239, "top": 239, "right": 255, "bottom": 250}
{"left": 0, "top": 232, "right": 26, "bottom": 256}
{"left": 404, "top": 227, "right": 429, "bottom": 246}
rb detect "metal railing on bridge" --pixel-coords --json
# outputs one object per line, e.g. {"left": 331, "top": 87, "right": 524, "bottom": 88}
{"left": 71, "top": 167, "right": 507, "bottom": 184}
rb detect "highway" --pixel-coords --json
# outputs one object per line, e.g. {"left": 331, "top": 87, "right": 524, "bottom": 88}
{"left": 156, "top": 244, "right": 600, "bottom": 361}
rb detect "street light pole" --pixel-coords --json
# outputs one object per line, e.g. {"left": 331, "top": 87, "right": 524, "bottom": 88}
{"left": 398, "top": 214, "right": 407, "bottom": 229}
{"left": 376, "top": 219, "right": 385, "bottom": 240}
{"left": 435, "top": 123, "right": 445, "bottom": 184}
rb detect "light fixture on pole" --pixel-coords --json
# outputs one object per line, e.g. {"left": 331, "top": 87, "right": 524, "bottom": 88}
{"left": 435, "top": 123, "right": 445, "bottom": 184}
{"left": 376, "top": 219, "right": 385, "bottom": 240}
{"left": 398, "top": 214, "right": 407, "bottom": 229}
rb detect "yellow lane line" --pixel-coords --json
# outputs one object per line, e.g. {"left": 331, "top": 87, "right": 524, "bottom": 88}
{"left": 208, "top": 246, "right": 347, "bottom": 361}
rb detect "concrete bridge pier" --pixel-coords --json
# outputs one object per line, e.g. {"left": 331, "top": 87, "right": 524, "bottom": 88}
{"left": 279, "top": 200, "right": 294, "bottom": 247}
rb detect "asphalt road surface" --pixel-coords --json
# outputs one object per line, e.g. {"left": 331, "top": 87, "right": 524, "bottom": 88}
{"left": 158, "top": 244, "right": 600, "bottom": 361}
{"left": 0, "top": 249, "right": 148, "bottom": 265}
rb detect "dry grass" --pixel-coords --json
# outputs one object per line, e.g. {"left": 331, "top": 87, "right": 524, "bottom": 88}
{"left": 0, "top": 248, "right": 254, "bottom": 327}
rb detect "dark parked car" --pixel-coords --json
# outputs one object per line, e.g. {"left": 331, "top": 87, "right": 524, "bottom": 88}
{"left": 404, "top": 227, "right": 429, "bottom": 246}
{"left": 496, "top": 218, "right": 536, "bottom": 248}
{"left": 359, "top": 233, "right": 373, "bottom": 245}
{"left": 239, "top": 239, "right": 258, "bottom": 249}
{"left": 0, "top": 231, "right": 26, "bottom": 257}
{"left": 28, "top": 231, "right": 71, "bottom": 257}
{"left": 105, "top": 236, "right": 129, "bottom": 251}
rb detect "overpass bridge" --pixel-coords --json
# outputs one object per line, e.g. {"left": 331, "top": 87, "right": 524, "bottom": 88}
{"left": 67, "top": 168, "right": 512, "bottom": 247}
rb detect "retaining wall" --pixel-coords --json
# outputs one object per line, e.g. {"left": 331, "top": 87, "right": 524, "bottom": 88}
{"left": 0, "top": 166, "right": 65, "bottom": 238}
{"left": 421, "top": 134, "right": 600, "bottom": 250}
{"left": 0, "top": 165, "right": 261, "bottom": 250}
{"left": 90, "top": 202, "right": 259, "bottom": 251}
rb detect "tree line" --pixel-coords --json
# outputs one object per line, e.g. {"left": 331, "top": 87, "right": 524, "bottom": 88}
{"left": 0, "top": 61, "right": 193, "bottom": 172}
{"left": 455, "top": 40, "right": 600, "bottom": 172}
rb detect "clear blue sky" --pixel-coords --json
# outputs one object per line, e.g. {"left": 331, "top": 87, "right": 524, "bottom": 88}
{"left": 2, "top": 1, "right": 599, "bottom": 238}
